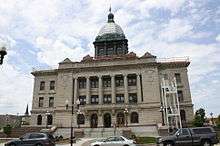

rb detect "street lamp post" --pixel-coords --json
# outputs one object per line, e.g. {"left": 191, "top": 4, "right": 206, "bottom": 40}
{"left": 76, "top": 99, "right": 81, "bottom": 128}
{"left": 0, "top": 46, "right": 7, "bottom": 65}
{"left": 65, "top": 98, "right": 80, "bottom": 146}
{"left": 124, "top": 108, "right": 129, "bottom": 127}
{"left": 45, "top": 111, "right": 50, "bottom": 129}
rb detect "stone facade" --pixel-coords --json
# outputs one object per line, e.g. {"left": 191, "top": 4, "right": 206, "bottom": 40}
{"left": 30, "top": 56, "right": 193, "bottom": 128}
{"left": 30, "top": 11, "right": 194, "bottom": 135}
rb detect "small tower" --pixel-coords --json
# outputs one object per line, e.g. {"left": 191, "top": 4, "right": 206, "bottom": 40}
{"left": 25, "top": 104, "right": 29, "bottom": 116}
{"left": 93, "top": 8, "right": 128, "bottom": 58}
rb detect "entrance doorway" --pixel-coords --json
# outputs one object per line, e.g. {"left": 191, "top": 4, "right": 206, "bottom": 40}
{"left": 103, "top": 113, "right": 111, "bottom": 128}
{"left": 90, "top": 114, "right": 98, "bottom": 128}
{"left": 117, "top": 112, "right": 125, "bottom": 127}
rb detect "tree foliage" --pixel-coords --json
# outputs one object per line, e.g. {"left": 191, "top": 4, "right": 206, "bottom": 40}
{"left": 193, "top": 108, "right": 206, "bottom": 127}
{"left": 3, "top": 124, "right": 12, "bottom": 136}
{"left": 217, "top": 114, "right": 220, "bottom": 128}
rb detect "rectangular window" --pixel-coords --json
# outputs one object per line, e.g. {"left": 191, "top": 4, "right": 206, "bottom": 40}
{"left": 91, "top": 95, "right": 99, "bottom": 104}
{"left": 90, "top": 77, "right": 98, "bottom": 88}
{"left": 175, "top": 73, "right": 182, "bottom": 84}
{"left": 39, "top": 97, "right": 44, "bottom": 107}
{"left": 78, "top": 78, "right": 86, "bottom": 89}
{"left": 129, "top": 93, "right": 137, "bottom": 103}
{"left": 106, "top": 47, "right": 114, "bottom": 55}
{"left": 99, "top": 48, "right": 104, "bottom": 56}
{"left": 116, "top": 94, "right": 124, "bottom": 104}
{"left": 178, "top": 90, "right": 184, "bottom": 102}
{"left": 103, "top": 77, "right": 111, "bottom": 88}
{"left": 50, "top": 81, "right": 55, "bottom": 90}
{"left": 40, "top": 81, "right": 45, "bottom": 90}
{"left": 115, "top": 76, "right": 124, "bottom": 87}
{"left": 49, "top": 97, "right": 54, "bottom": 107}
{"left": 128, "top": 75, "right": 137, "bottom": 86}
{"left": 103, "top": 94, "right": 112, "bottom": 104}
{"left": 117, "top": 47, "right": 123, "bottom": 54}
{"left": 79, "top": 96, "right": 86, "bottom": 105}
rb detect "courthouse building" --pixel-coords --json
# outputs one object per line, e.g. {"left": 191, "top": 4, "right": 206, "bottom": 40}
{"left": 30, "top": 11, "right": 194, "bottom": 136}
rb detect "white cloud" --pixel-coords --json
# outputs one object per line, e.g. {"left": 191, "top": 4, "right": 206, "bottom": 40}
{"left": 159, "top": 18, "right": 193, "bottom": 42}
{"left": 216, "top": 34, "right": 220, "bottom": 42}
{"left": 0, "top": 62, "right": 33, "bottom": 115}
{"left": 36, "top": 36, "right": 89, "bottom": 66}
{"left": 0, "top": 0, "right": 219, "bottom": 115}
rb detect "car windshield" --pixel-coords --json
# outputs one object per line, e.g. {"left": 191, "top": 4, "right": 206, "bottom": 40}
{"left": 20, "top": 133, "right": 29, "bottom": 139}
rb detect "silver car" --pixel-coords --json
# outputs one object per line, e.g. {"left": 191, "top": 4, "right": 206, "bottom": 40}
{"left": 90, "top": 136, "right": 136, "bottom": 146}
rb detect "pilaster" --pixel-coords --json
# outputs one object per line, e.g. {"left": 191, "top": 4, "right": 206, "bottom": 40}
{"left": 137, "top": 73, "right": 142, "bottom": 103}
{"left": 98, "top": 75, "right": 103, "bottom": 104}
{"left": 86, "top": 77, "right": 90, "bottom": 104}
{"left": 111, "top": 75, "right": 116, "bottom": 104}
{"left": 124, "top": 74, "right": 128, "bottom": 104}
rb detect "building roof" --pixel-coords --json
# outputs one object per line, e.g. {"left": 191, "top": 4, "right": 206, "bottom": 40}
{"left": 97, "top": 22, "right": 124, "bottom": 37}
{"left": 95, "top": 11, "right": 126, "bottom": 42}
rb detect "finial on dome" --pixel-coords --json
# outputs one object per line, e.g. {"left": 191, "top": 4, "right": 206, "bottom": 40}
{"left": 109, "top": 5, "right": 111, "bottom": 12}
{"left": 108, "top": 6, "right": 114, "bottom": 23}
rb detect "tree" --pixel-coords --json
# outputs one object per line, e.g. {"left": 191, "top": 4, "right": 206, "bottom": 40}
{"left": 3, "top": 124, "right": 12, "bottom": 137}
{"left": 193, "top": 108, "right": 206, "bottom": 127}
{"left": 217, "top": 114, "right": 220, "bottom": 128}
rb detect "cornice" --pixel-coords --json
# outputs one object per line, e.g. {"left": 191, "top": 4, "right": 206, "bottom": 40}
{"left": 158, "top": 61, "right": 190, "bottom": 69}
{"left": 31, "top": 69, "right": 58, "bottom": 76}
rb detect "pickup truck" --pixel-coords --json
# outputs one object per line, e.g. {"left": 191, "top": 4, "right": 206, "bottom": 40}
{"left": 157, "top": 127, "right": 219, "bottom": 146}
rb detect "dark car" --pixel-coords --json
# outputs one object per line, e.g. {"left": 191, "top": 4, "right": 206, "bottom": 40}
{"left": 5, "top": 132, "right": 55, "bottom": 146}
{"left": 157, "top": 127, "right": 219, "bottom": 146}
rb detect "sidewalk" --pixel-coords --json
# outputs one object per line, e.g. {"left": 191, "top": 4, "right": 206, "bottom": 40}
{"left": 56, "top": 138, "right": 94, "bottom": 146}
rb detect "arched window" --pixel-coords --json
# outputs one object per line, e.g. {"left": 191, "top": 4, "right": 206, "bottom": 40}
{"left": 37, "top": 115, "right": 42, "bottom": 125}
{"left": 130, "top": 112, "right": 139, "bottom": 123}
{"left": 77, "top": 114, "right": 85, "bottom": 125}
{"left": 180, "top": 110, "right": 186, "bottom": 122}
{"left": 47, "top": 115, "right": 53, "bottom": 125}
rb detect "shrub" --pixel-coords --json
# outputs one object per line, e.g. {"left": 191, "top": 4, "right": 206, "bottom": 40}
{"left": 136, "top": 137, "right": 156, "bottom": 144}
{"left": 3, "top": 124, "right": 12, "bottom": 136}
{"left": 193, "top": 108, "right": 206, "bottom": 127}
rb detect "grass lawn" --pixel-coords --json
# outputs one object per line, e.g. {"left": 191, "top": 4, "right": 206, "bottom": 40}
{"left": 0, "top": 139, "right": 8, "bottom": 143}
{"left": 136, "top": 137, "right": 156, "bottom": 144}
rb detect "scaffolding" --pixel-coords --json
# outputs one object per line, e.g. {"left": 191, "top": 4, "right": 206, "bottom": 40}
{"left": 161, "top": 77, "right": 182, "bottom": 131}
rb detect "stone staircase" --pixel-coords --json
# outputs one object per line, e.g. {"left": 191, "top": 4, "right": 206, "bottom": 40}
{"left": 9, "top": 127, "right": 43, "bottom": 138}
{"left": 84, "top": 128, "right": 121, "bottom": 138}
{"left": 54, "top": 125, "right": 159, "bottom": 139}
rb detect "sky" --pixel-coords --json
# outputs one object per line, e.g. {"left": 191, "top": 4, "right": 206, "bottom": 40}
{"left": 0, "top": 0, "right": 219, "bottom": 117}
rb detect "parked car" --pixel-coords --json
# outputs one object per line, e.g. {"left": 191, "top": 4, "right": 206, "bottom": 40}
{"left": 157, "top": 127, "right": 219, "bottom": 146}
{"left": 5, "top": 132, "right": 55, "bottom": 146}
{"left": 90, "top": 136, "right": 136, "bottom": 146}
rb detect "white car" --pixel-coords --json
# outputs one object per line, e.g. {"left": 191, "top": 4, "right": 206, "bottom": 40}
{"left": 90, "top": 136, "right": 136, "bottom": 146}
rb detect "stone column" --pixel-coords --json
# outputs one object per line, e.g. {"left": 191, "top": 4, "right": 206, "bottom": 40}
{"left": 111, "top": 109, "right": 116, "bottom": 127}
{"left": 86, "top": 76, "right": 90, "bottom": 104}
{"left": 137, "top": 74, "right": 142, "bottom": 103}
{"left": 74, "top": 77, "right": 78, "bottom": 104}
{"left": 124, "top": 74, "right": 128, "bottom": 104}
{"left": 98, "top": 110, "right": 103, "bottom": 127}
{"left": 98, "top": 75, "right": 103, "bottom": 104}
{"left": 111, "top": 75, "right": 116, "bottom": 104}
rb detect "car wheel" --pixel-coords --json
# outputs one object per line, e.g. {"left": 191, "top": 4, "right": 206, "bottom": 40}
{"left": 9, "top": 143, "right": 16, "bottom": 146}
{"left": 35, "top": 143, "right": 43, "bottom": 146}
{"left": 203, "top": 140, "right": 211, "bottom": 146}
{"left": 94, "top": 145, "right": 100, "bottom": 146}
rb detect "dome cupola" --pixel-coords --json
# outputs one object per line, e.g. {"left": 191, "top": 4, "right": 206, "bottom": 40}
{"left": 94, "top": 8, "right": 128, "bottom": 58}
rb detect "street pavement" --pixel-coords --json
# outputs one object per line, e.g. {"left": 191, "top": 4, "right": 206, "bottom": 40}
{"left": 1, "top": 140, "right": 220, "bottom": 146}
